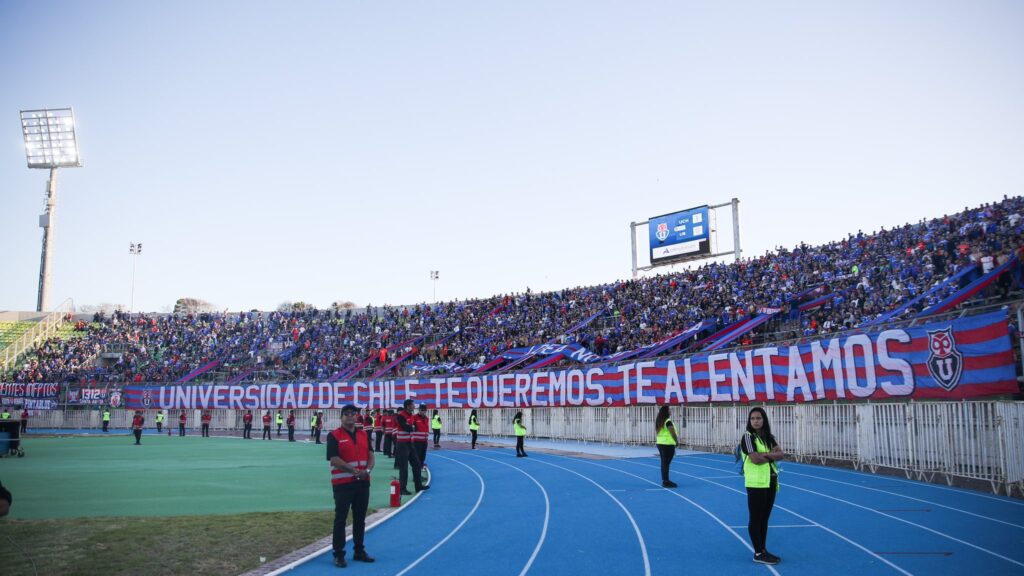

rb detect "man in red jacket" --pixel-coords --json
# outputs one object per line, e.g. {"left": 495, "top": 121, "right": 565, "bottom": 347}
{"left": 242, "top": 409, "right": 254, "bottom": 439}
{"left": 131, "top": 410, "right": 145, "bottom": 445}
{"left": 178, "top": 411, "right": 187, "bottom": 437}
{"left": 327, "top": 404, "right": 376, "bottom": 567}
{"left": 262, "top": 411, "right": 272, "bottom": 440}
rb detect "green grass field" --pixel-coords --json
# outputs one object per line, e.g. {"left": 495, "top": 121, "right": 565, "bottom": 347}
{"left": 0, "top": 434, "right": 402, "bottom": 575}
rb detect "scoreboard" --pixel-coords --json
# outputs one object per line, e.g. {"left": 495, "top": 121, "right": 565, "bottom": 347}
{"left": 648, "top": 205, "right": 711, "bottom": 265}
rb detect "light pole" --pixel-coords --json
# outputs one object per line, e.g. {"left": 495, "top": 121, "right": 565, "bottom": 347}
{"left": 430, "top": 270, "right": 439, "bottom": 303}
{"left": 129, "top": 242, "right": 143, "bottom": 313}
{"left": 20, "top": 108, "right": 82, "bottom": 312}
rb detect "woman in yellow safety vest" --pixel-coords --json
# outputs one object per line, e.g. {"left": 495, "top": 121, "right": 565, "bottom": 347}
{"left": 654, "top": 405, "right": 678, "bottom": 488}
{"left": 468, "top": 409, "right": 480, "bottom": 449}
{"left": 740, "top": 407, "right": 786, "bottom": 566}
{"left": 431, "top": 410, "right": 442, "bottom": 448}
{"left": 513, "top": 411, "right": 527, "bottom": 457}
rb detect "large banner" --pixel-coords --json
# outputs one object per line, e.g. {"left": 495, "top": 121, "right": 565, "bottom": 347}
{"left": 123, "top": 311, "right": 1019, "bottom": 410}
{"left": 0, "top": 383, "right": 61, "bottom": 410}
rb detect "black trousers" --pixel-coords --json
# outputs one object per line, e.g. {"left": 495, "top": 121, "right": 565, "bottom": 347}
{"left": 263, "top": 426, "right": 271, "bottom": 440}
{"left": 243, "top": 423, "right": 252, "bottom": 439}
{"left": 747, "top": 477, "right": 778, "bottom": 554}
{"left": 179, "top": 423, "right": 185, "bottom": 436}
{"left": 288, "top": 425, "right": 295, "bottom": 441}
{"left": 277, "top": 424, "right": 282, "bottom": 436}
{"left": 332, "top": 482, "right": 370, "bottom": 559}
{"left": 657, "top": 444, "right": 675, "bottom": 482}
{"left": 202, "top": 423, "right": 210, "bottom": 437}
{"left": 314, "top": 428, "right": 322, "bottom": 444}
{"left": 415, "top": 441, "right": 427, "bottom": 467}
{"left": 395, "top": 442, "right": 423, "bottom": 492}
{"left": 102, "top": 421, "right": 109, "bottom": 432}
{"left": 516, "top": 435, "right": 526, "bottom": 456}
{"left": 383, "top": 434, "right": 393, "bottom": 457}
{"left": 20, "top": 420, "right": 27, "bottom": 434}
{"left": 374, "top": 430, "right": 383, "bottom": 452}
{"left": 470, "top": 429, "right": 478, "bottom": 448}
{"left": 156, "top": 422, "right": 162, "bottom": 432}
{"left": 366, "top": 429, "right": 374, "bottom": 451}
{"left": 433, "top": 429, "right": 441, "bottom": 446}
{"left": 133, "top": 429, "right": 142, "bottom": 444}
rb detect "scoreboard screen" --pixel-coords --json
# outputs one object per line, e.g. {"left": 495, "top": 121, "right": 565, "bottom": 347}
{"left": 649, "top": 205, "right": 711, "bottom": 265}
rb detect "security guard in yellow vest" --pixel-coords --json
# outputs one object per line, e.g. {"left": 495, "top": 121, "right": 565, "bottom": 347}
{"left": 655, "top": 405, "right": 678, "bottom": 487}
{"left": 740, "top": 407, "right": 785, "bottom": 566}
{"left": 155, "top": 410, "right": 165, "bottom": 433}
{"left": 513, "top": 411, "right": 527, "bottom": 457}
{"left": 431, "top": 411, "right": 442, "bottom": 448}
{"left": 0, "top": 408, "right": 10, "bottom": 420}
{"left": 468, "top": 409, "right": 480, "bottom": 449}
{"left": 276, "top": 411, "right": 284, "bottom": 436}
{"left": 102, "top": 409, "right": 111, "bottom": 432}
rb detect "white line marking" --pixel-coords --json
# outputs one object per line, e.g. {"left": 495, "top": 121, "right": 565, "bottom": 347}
{"left": 728, "top": 525, "right": 818, "bottom": 529}
{"left": 687, "top": 454, "right": 1024, "bottom": 506}
{"left": 625, "top": 459, "right": 912, "bottom": 575}
{"left": 395, "top": 454, "right": 486, "bottom": 576}
{"left": 781, "top": 469, "right": 1024, "bottom": 529}
{"left": 678, "top": 459, "right": 1024, "bottom": 569}
{"left": 459, "top": 452, "right": 551, "bottom": 576}
{"left": 556, "top": 455, "right": 781, "bottom": 576}
{"left": 525, "top": 454, "right": 652, "bottom": 576}
{"left": 264, "top": 492, "right": 427, "bottom": 576}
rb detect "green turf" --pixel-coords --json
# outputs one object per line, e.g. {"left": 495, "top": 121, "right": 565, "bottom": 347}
{"left": 0, "top": 435, "right": 402, "bottom": 520}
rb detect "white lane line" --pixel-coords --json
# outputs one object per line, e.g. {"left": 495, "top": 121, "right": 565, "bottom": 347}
{"left": 459, "top": 451, "right": 551, "bottom": 576}
{"left": 395, "top": 454, "right": 486, "bottom": 576}
{"left": 728, "top": 525, "right": 818, "bottom": 529}
{"left": 682, "top": 457, "right": 1024, "bottom": 531}
{"left": 782, "top": 482, "right": 1024, "bottom": 568}
{"left": 264, "top": 491, "right": 427, "bottom": 576}
{"left": 676, "top": 459, "right": 1024, "bottom": 570}
{"left": 547, "top": 455, "right": 780, "bottom": 576}
{"left": 625, "top": 460, "right": 913, "bottom": 576}
{"left": 524, "top": 455, "right": 652, "bottom": 576}
{"left": 687, "top": 454, "right": 1024, "bottom": 507}
{"left": 782, "top": 469, "right": 1024, "bottom": 529}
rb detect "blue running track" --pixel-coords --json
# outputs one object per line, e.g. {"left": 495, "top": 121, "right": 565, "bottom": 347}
{"left": 277, "top": 446, "right": 1024, "bottom": 575}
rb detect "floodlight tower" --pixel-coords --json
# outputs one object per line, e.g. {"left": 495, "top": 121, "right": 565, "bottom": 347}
{"left": 129, "top": 242, "right": 143, "bottom": 313}
{"left": 20, "top": 108, "right": 82, "bottom": 312}
{"left": 430, "top": 270, "right": 439, "bottom": 303}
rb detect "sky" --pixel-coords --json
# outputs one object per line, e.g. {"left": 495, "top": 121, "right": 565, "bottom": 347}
{"left": 1, "top": 1, "right": 1022, "bottom": 313}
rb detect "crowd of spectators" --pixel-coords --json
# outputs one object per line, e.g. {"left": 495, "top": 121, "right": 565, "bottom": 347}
{"left": 4, "top": 195, "right": 1021, "bottom": 384}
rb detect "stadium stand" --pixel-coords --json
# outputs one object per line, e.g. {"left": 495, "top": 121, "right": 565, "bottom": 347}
{"left": 3, "top": 196, "right": 1021, "bottom": 385}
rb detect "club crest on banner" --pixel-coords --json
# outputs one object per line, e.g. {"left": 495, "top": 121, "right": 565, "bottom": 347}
{"left": 656, "top": 222, "right": 669, "bottom": 242}
{"left": 142, "top": 388, "right": 153, "bottom": 408}
{"left": 927, "top": 327, "right": 963, "bottom": 391}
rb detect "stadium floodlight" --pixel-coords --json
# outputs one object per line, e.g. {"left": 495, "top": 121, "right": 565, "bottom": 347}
{"left": 430, "top": 270, "right": 439, "bottom": 303}
{"left": 129, "top": 242, "right": 143, "bottom": 313}
{"left": 19, "top": 107, "right": 82, "bottom": 312}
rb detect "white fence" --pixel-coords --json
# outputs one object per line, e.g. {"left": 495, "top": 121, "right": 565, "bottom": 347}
{"left": 25, "top": 400, "right": 1024, "bottom": 496}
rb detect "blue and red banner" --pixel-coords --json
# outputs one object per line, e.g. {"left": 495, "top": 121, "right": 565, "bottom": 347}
{"left": 122, "top": 311, "right": 1018, "bottom": 410}
{"left": 0, "top": 382, "right": 61, "bottom": 410}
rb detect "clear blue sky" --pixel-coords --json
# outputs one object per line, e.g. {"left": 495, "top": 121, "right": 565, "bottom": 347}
{"left": 1, "top": 1, "right": 1021, "bottom": 313}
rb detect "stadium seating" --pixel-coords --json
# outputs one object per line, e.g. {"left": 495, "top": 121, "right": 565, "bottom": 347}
{"left": 3, "top": 196, "right": 1021, "bottom": 384}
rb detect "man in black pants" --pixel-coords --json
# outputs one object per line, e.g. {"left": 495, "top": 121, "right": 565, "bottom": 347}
{"left": 395, "top": 399, "right": 428, "bottom": 495}
{"left": 327, "top": 404, "right": 376, "bottom": 568}
{"left": 313, "top": 411, "right": 324, "bottom": 444}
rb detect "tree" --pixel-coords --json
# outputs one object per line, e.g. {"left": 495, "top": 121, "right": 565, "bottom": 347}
{"left": 174, "top": 297, "right": 216, "bottom": 314}
{"left": 332, "top": 301, "right": 357, "bottom": 310}
{"left": 278, "top": 301, "right": 314, "bottom": 312}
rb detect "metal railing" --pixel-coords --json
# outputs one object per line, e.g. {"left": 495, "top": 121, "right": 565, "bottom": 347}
{"left": 29, "top": 399, "right": 1023, "bottom": 496}
{"left": 0, "top": 299, "right": 74, "bottom": 372}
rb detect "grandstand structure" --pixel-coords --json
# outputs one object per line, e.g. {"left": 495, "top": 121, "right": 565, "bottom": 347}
{"left": 2, "top": 196, "right": 1023, "bottom": 495}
